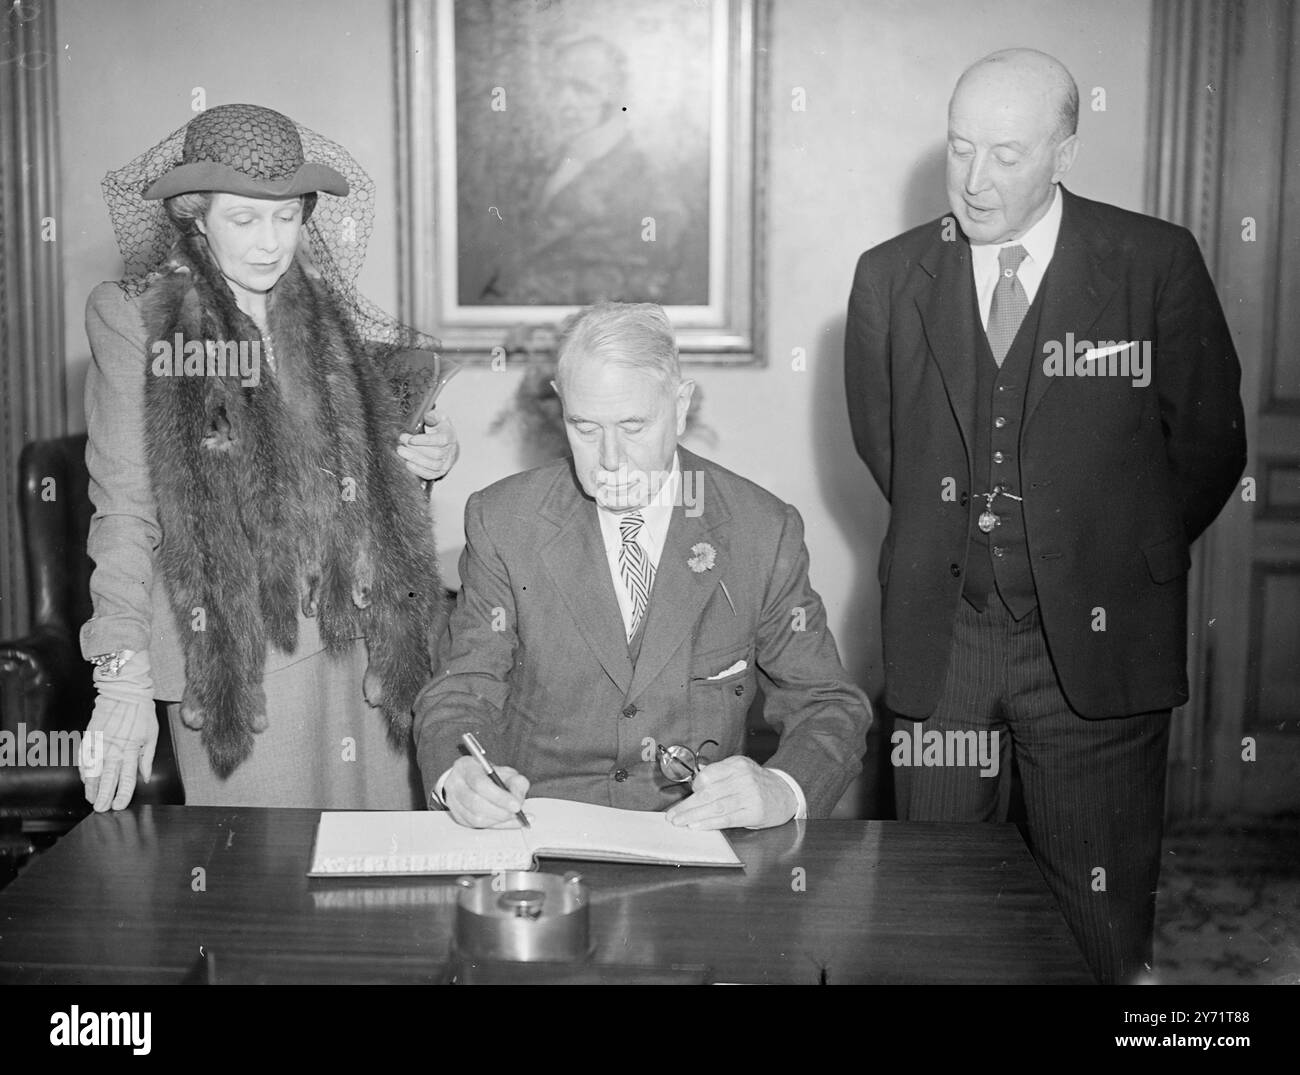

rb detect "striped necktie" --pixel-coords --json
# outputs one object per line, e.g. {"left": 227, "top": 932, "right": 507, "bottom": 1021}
{"left": 618, "top": 511, "right": 655, "bottom": 640}
{"left": 986, "top": 244, "right": 1029, "bottom": 367}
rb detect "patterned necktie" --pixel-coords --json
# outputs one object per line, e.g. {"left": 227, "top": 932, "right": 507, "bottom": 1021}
{"left": 618, "top": 511, "right": 655, "bottom": 640}
{"left": 986, "top": 244, "right": 1029, "bottom": 367}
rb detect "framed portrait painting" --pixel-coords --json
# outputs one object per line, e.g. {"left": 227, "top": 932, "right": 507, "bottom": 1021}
{"left": 396, "top": 0, "right": 767, "bottom": 362}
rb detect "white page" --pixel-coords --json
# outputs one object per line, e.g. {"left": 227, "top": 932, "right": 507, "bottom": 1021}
{"left": 308, "top": 800, "right": 743, "bottom": 876}
{"left": 309, "top": 810, "right": 530, "bottom": 876}
{"left": 523, "top": 799, "right": 742, "bottom": 867}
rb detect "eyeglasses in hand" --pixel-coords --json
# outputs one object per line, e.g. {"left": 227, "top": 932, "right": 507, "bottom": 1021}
{"left": 656, "top": 739, "right": 719, "bottom": 786}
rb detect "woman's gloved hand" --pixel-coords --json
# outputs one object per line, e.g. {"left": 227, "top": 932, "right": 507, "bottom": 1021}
{"left": 81, "top": 650, "right": 158, "bottom": 812}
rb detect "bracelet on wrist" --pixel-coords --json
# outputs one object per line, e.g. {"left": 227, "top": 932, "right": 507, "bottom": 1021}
{"left": 88, "top": 649, "right": 135, "bottom": 679}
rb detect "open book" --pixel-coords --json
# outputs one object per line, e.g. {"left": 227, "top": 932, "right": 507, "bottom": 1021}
{"left": 307, "top": 798, "right": 743, "bottom": 877}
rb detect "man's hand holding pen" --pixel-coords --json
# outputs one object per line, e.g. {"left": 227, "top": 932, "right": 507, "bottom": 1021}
{"left": 443, "top": 733, "right": 531, "bottom": 828}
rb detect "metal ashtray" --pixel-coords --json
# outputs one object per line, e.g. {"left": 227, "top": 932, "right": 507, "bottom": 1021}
{"left": 454, "top": 871, "right": 591, "bottom": 963}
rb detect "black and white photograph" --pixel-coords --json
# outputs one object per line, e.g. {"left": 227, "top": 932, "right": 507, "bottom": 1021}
{"left": 0, "top": 0, "right": 1295, "bottom": 1046}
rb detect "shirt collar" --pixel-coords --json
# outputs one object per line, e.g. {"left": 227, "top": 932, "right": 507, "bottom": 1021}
{"left": 646, "top": 451, "right": 681, "bottom": 511}
{"left": 595, "top": 451, "right": 680, "bottom": 558}
{"left": 970, "top": 183, "right": 1063, "bottom": 270}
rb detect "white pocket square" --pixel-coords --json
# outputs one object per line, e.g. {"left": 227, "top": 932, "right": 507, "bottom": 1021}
{"left": 1079, "top": 341, "right": 1135, "bottom": 363}
{"left": 708, "top": 659, "right": 747, "bottom": 680}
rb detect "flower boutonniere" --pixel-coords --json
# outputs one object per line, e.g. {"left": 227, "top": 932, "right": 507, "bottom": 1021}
{"left": 687, "top": 542, "right": 716, "bottom": 573}
{"left": 689, "top": 542, "right": 736, "bottom": 616}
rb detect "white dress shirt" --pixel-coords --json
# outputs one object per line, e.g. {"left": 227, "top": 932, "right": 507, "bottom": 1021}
{"left": 970, "top": 184, "right": 1063, "bottom": 329}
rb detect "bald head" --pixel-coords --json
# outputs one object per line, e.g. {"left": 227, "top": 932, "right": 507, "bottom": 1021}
{"left": 953, "top": 48, "right": 1079, "bottom": 142}
{"left": 945, "top": 48, "right": 1080, "bottom": 244}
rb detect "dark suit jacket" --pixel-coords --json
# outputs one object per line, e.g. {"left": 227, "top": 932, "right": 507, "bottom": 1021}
{"left": 845, "top": 187, "right": 1246, "bottom": 720}
{"left": 412, "top": 448, "right": 870, "bottom": 816}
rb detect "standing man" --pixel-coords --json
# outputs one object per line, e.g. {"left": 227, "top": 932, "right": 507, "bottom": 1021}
{"left": 417, "top": 302, "right": 869, "bottom": 829}
{"left": 844, "top": 48, "right": 1245, "bottom": 982}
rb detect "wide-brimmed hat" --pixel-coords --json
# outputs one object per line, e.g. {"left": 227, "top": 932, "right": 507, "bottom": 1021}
{"left": 101, "top": 104, "right": 448, "bottom": 420}
{"left": 105, "top": 104, "right": 371, "bottom": 296}
{"left": 141, "top": 103, "right": 349, "bottom": 201}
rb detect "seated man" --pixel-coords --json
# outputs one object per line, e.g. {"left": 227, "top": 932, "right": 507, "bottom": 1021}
{"left": 413, "top": 302, "right": 870, "bottom": 829}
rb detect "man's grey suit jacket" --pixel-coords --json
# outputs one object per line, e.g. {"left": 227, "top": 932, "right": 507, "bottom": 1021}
{"left": 412, "top": 448, "right": 871, "bottom": 815}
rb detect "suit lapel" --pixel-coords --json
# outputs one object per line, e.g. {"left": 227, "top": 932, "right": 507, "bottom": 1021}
{"left": 538, "top": 466, "right": 634, "bottom": 694}
{"left": 1024, "top": 188, "right": 1122, "bottom": 424}
{"left": 628, "top": 453, "right": 732, "bottom": 702}
{"left": 917, "top": 232, "right": 978, "bottom": 454}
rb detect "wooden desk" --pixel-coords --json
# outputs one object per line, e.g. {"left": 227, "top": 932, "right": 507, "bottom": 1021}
{"left": 0, "top": 807, "right": 1091, "bottom": 983}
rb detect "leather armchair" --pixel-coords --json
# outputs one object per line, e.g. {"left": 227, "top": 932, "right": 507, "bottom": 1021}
{"left": 0, "top": 434, "right": 182, "bottom": 830}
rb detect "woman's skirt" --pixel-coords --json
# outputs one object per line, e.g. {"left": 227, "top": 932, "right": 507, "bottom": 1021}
{"left": 166, "top": 613, "right": 424, "bottom": 809}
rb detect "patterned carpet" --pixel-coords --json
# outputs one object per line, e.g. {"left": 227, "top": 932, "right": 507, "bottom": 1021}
{"left": 1153, "top": 815, "right": 1300, "bottom": 985}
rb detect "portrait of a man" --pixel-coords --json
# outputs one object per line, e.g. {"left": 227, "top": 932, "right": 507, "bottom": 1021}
{"left": 452, "top": 0, "right": 712, "bottom": 309}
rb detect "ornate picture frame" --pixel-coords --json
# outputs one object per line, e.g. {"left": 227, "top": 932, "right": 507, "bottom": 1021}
{"left": 395, "top": 0, "right": 767, "bottom": 363}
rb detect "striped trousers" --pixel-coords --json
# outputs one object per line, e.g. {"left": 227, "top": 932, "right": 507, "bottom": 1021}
{"left": 894, "top": 597, "right": 1171, "bottom": 984}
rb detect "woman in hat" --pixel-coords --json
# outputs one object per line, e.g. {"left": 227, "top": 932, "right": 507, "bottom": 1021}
{"left": 79, "top": 103, "right": 455, "bottom": 810}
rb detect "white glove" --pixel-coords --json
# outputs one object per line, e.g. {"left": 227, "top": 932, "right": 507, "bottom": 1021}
{"left": 81, "top": 650, "right": 158, "bottom": 812}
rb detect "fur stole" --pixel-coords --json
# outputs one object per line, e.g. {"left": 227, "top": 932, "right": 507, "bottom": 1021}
{"left": 140, "top": 235, "right": 443, "bottom": 777}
